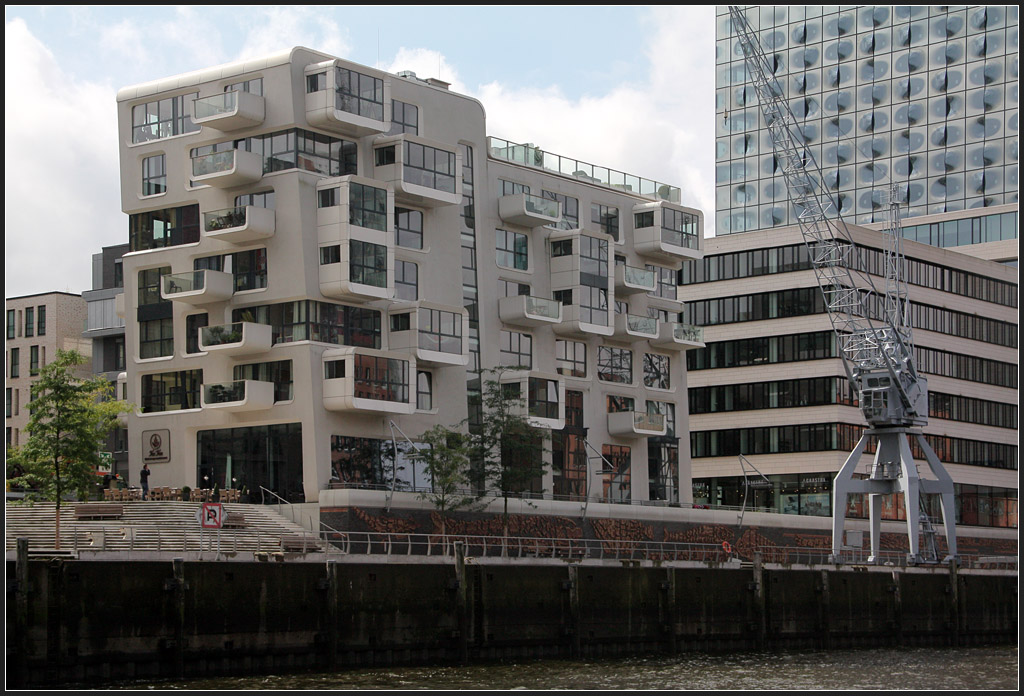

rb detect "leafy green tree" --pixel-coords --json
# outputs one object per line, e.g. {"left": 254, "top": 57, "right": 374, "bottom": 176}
{"left": 468, "top": 371, "right": 549, "bottom": 546}
{"left": 10, "top": 350, "right": 128, "bottom": 548}
{"left": 410, "top": 425, "right": 479, "bottom": 542}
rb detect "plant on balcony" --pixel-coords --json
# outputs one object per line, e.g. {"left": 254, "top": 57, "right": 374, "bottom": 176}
{"left": 207, "top": 209, "right": 247, "bottom": 231}
{"left": 206, "top": 324, "right": 243, "bottom": 345}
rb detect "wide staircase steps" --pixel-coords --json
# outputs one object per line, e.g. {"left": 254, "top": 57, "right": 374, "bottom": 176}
{"left": 5, "top": 501, "right": 328, "bottom": 556}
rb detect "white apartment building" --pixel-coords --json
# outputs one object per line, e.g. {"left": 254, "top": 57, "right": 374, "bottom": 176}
{"left": 115, "top": 48, "right": 704, "bottom": 505}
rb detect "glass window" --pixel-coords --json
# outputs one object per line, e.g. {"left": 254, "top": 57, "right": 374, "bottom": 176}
{"left": 36, "top": 306, "right": 46, "bottom": 336}
{"left": 350, "top": 240, "right": 388, "bottom": 288}
{"left": 543, "top": 190, "right": 579, "bottom": 230}
{"left": 388, "top": 100, "right": 419, "bottom": 135}
{"left": 601, "top": 444, "right": 631, "bottom": 503}
{"left": 395, "top": 260, "right": 418, "bottom": 301}
{"left": 598, "top": 346, "right": 632, "bottom": 384}
{"left": 402, "top": 141, "right": 457, "bottom": 193}
{"left": 349, "top": 182, "right": 387, "bottom": 231}
{"left": 24, "top": 307, "right": 34, "bottom": 338}
{"left": 556, "top": 339, "right": 587, "bottom": 378}
{"left": 418, "top": 307, "right": 463, "bottom": 354}
{"left": 395, "top": 207, "right": 423, "bottom": 249}
{"left": 29, "top": 346, "right": 39, "bottom": 376}
{"left": 496, "top": 229, "right": 528, "bottom": 270}
{"left": 186, "top": 313, "right": 208, "bottom": 355}
{"left": 233, "top": 360, "right": 293, "bottom": 402}
{"left": 643, "top": 353, "right": 671, "bottom": 390}
{"left": 353, "top": 354, "right": 409, "bottom": 403}
{"left": 335, "top": 67, "right": 384, "bottom": 121}
{"left": 500, "top": 330, "right": 532, "bottom": 368}
{"left": 416, "top": 370, "right": 433, "bottom": 410}
{"left": 129, "top": 205, "right": 201, "bottom": 252}
{"left": 139, "top": 318, "right": 174, "bottom": 359}
{"left": 591, "top": 203, "right": 619, "bottom": 241}
{"left": 131, "top": 93, "right": 199, "bottom": 143}
{"left": 9, "top": 347, "right": 19, "bottom": 378}
{"left": 528, "top": 377, "right": 559, "bottom": 419}
{"left": 6, "top": 310, "right": 15, "bottom": 339}
{"left": 140, "top": 370, "right": 202, "bottom": 412}
{"left": 142, "top": 154, "right": 166, "bottom": 196}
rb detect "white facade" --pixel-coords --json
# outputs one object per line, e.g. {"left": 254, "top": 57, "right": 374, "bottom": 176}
{"left": 115, "top": 48, "right": 705, "bottom": 506}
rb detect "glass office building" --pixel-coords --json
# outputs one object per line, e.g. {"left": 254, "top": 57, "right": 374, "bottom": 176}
{"left": 715, "top": 6, "right": 1018, "bottom": 238}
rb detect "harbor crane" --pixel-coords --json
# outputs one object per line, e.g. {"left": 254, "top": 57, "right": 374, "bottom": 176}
{"left": 728, "top": 6, "right": 957, "bottom": 564}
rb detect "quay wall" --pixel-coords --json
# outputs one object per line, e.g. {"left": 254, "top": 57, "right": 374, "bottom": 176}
{"left": 6, "top": 554, "right": 1016, "bottom": 687}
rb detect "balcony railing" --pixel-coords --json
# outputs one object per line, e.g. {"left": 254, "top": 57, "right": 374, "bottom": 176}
{"left": 203, "top": 380, "right": 247, "bottom": 405}
{"left": 616, "top": 265, "right": 656, "bottom": 294}
{"left": 663, "top": 228, "right": 701, "bottom": 250}
{"left": 200, "top": 322, "right": 244, "bottom": 347}
{"left": 204, "top": 206, "right": 247, "bottom": 232}
{"left": 673, "top": 323, "right": 703, "bottom": 343}
{"left": 488, "top": 137, "right": 680, "bottom": 203}
{"left": 194, "top": 92, "right": 238, "bottom": 120}
{"left": 627, "top": 314, "right": 658, "bottom": 335}
{"left": 162, "top": 271, "right": 205, "bottom": 295}
{"left": 192, "top": 151, "right": 237, "bottom": 177}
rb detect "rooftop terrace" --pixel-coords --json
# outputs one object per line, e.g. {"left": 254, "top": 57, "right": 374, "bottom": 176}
{"left": 487, "top": 137, "right": 681, "bottom": 204}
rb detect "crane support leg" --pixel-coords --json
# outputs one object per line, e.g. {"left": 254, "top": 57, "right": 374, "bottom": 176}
{"left": 914, "top": 433, "right": 959, "bottom": 561}
{"left": 895, "top": 434, "right": 922, "bottom": 562}
{"left": 831, "top": 433, "right": 869, "bottom": 561}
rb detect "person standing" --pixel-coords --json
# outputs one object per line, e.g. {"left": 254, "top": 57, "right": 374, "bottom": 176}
{"left": 140, "top": 464, "right": 151, "bottom": 501}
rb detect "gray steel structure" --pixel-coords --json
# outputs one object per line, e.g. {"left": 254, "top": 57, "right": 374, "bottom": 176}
{"left": 729, "top": 6, "right": 958, "bottom": 564}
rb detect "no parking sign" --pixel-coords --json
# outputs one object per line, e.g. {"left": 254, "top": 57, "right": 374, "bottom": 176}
{"left": 197, "top": 502, "right": 224, "bottom": 529}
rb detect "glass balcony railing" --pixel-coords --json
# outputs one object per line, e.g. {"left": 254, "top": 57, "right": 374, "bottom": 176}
{"left": 488, "top": 137, "right": 680, "bottom": 203}
{"left": 194, "top": 91, "right": 238, "bottom": 120}
{"left": 192, "top": 151, "right": 237, "bottom": 177}
{"left": 162, "top": 271, "right": 205, "bottom": 295}
{"left": 525, "top": 296, "right": 562, "bottom": 319}
{"left": 204, "top": 206, "right": 248, "bottom": 232}
{"left": 634, "top": 411, "right": 666, "bottom": 431}
{"left": 662, "top": 228, "right": 701, "bottom": 250}
{"left": 673, "top": 323, "right": 704, "bottom": 343}
{"left": 622, "top": 266, "right": 655, "bottom": 287}
{"left": 524, "top": 193, "right": 560, "bottom": 218}
{"left": 201, "top": 322, "right": 244, "bottom": 347}
{"left": 627, "top": 314, "right": 658, "bottom": 335}
{"left": 204, "top": 381, "right": 247, "bottom": 405}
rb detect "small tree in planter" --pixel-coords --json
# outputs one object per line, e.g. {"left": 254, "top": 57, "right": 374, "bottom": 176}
{"left": 410, "top": 425, "right": 479, "bottom": 553}
{"left": 181, "top": 485, "right": 191, "bottom": 502}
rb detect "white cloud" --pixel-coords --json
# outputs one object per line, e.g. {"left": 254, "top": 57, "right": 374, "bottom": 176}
{"left": 235, "top": 7, "right": 351, "bottom": 63}
{"left": 5, "top": 18, "right": 123, "bottom": 296}
{"left": 468, "top": 6, "right": 716, "bottom": 228}
{"left": 384, "top": 48, "right": 465, "bottom": 94}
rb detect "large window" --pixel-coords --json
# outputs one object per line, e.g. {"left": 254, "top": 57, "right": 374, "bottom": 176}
{"left": 142, "top": 155, "right": 166, "bottom": 196}
{"left": 185, "top": 313, "right": 208, "bottom": 355}
{"left": 234, "top": 360, "right": 293, "bottom": 402}
{"left": 647, "top": 264, "right": 677, "bottom": 300}
{"left": 29, "top": 346, "right": 39, "bottom": 376}
{"left": 129, "top": 205, "right": 201, "bottom": 252}
{"left": 500, "top": 331, "right": 532, "bottom": 369}
{"left": 416, "top": 371, "right": 433, "bottom": 410}
{"left": 591, "top": 203, "right": 619, "bottom": 241}
{"left": 141, "top": 370, "right": 202, "bottom": 413}
{"left": 402, "top": 141, "right": 457, "bottom": 193}
{"left": 139, "top": 318, "right": 174, "bottom": 359}
{"left": 232, "top": 300, "right": 381, "bottom": 348}
{"left": 388, "top": 100, "right": 419, "bottom": 135}
{"left": 598, "top": 346, "right": 632, "bottom": 384}
{"left": 24, "top": 307, "right": 34, "bottom": 338}
{"left": 601, "top": 444, "right": 631, "bottom": 503}
{"left": 353, "top": 354, "right": 409, "bottom": 403}
{"left": 543, "top": 190, "right": 579, "bottom": 230}
{"left": 528, "top": 377, "right": 559, "bottom": 419}
{"left": 9, "top": 348, "right": 19, "bottom": 378}
{"left": 131, "top": 93, "right": 199, "bottom": 143}
{"left": 556, "top": 339, "right": 586, "bottom": 378}
{"left": 418, "top": 307, "right": 462, "bottom": 354}
{"left": 350, "top": 240, "right": 387, "bottom": 288}
{"left": 6, "top": 310, "right": 15, "bottom": 339}
{"left": 349, "top": 182, "right": 388, "bottom": 231}
{"left": 395, "top": 207, "right": 423, "bottom": 249}
{"left": 36, "top": 306, "right": 45, "bottom": 336}
{"left": 580, "top": 286, "right": 609, "bottom": 326}
{"left": 496, "top": 229, "right": 528, "bottom": 270}
{"left": 335, "top": 67, "right": 384, "bottom": 120}
{"left": 395, "top": 260, "right": 418, "bottom": 301}
{"left": 198, "top": 423, "right": 303, "bottom": 503}
{"left": 191, "top": 128, "right": 356, "bottom": 179}
{"left": 194, "top": 249, "right": 268, "bottom": 293}
{"left": 643, "top": 353, "right": 671, "bottom": 390}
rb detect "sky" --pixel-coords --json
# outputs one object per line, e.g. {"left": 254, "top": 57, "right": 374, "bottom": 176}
{"left": 4, "top": 5, "right": 717, "bottom": 298}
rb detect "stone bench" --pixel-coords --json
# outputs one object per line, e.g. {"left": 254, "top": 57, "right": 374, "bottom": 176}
{"left": 74, "top": 503, "right": 125, "bottom": 520}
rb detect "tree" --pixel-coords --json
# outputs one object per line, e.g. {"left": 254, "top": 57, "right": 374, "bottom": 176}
{"left": 10, "top": 350, "right": 128, "bottom": 548}
{"left": 468, "top": 371, "right": 549, "bottom": 547}
{"left": 410, "top": 425, "right": 479, "bottom": 545}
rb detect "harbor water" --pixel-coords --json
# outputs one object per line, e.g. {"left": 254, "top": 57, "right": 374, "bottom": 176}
{"left": 114, "top": 645, "right": 1017, "bottom": 690}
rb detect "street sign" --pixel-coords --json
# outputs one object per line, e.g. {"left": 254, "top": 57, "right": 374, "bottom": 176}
{"left": 199, "top": 502, "right": 224, "bottom": 529}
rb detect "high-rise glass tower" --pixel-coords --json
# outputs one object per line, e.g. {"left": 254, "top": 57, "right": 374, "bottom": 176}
{"left": 715, "top": 6, "right": 1018, "bottom": 240}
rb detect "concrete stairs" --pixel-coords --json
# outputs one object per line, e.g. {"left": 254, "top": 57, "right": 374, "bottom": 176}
{"left": 5, "top": 501, "right": 327, "bottom": 557}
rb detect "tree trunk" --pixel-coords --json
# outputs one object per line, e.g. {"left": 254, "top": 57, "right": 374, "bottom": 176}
{"left": 54, "top": 456, "right": 62, "bottom": 550}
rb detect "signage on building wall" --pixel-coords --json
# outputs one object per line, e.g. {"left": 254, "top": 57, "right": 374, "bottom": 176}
{"left": 142, "top": 429, "right": 170, "bottom": 464}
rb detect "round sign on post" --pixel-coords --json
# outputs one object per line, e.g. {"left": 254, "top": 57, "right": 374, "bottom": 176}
{"left": 199, "top": 502, "right": 224, "bottom": 529}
